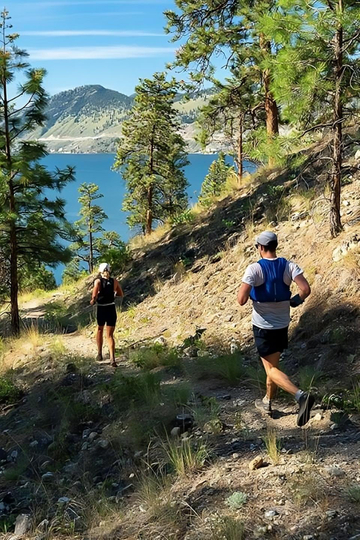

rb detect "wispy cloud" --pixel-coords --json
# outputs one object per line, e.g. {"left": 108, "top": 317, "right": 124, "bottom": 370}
{"left": 17, "top": 0, "right": 166, "bottom": 5}
{"left": 22, "top": 30, "right": 165, "bottom": 37}
{"left": 28, "top": 45, "right": 176, "bottom": 60}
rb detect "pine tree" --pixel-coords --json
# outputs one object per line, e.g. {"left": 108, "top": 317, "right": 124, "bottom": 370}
{"left": 262, "top": 0, "right": 360, "bottom": 236}
{"left": 197, "top": 67, "right": 262, "bottom": 184}
{"left": 199, "top": 152, "right": 234, "bottom": 205}
{"left": 114, "top": 72, "right": 189, "bottom": 234}
{"left": 71, "top": 183, "right": 107, "bottom": 273}
{"left": 0, "top": 11, "right": 75, "bottom": 334}
{"left": 165, "top": 1, "right": 280, "bottom": 163}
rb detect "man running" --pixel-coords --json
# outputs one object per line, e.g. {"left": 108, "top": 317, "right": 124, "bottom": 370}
{"left": 237, "top": 231, "right": 314, "bottom": 426}
{"left": 90, "top": 262, "right": 124, "bottom": 367}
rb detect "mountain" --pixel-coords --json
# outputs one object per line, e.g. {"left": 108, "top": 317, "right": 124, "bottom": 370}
{"left": 34, "top": 84, "right": 219, "bottom": 154}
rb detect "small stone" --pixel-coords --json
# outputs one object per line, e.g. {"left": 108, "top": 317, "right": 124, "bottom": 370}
{"left": 81, "top": 442, "right": 89, "bottom": 451}
{"left": 313, "top": 413, "right": 323, "bottom": 422}
{"left": 303, "top": 536, "right": 314, "bottom": 540}
{"left": 249, "top": 456, "right": 264, "bottom": 470}
{"left": 170, "top": 427, "right": 181, "bottom": 437}
{"left": 129, "top": 473, "right": 135, "bottom": 479}
{"left": 97, "top": 439, "right": 109, "bottom": 449}
{"left": 264, "top": 509, "right": 278, "bottom": 519}
{"left": 88, "top": 432, "right": 99, "bottom": 442}
{"left": 232, "top": 453, "right": 239, "bottom": 459}
{"left": 29, "top": 441, "right": 39, "bottom": 448}
{"left": 10, "top": 450, "right": 18, "bottom": 462}
{"left": 326, "top": 509, "right": 338, "bottom": 519}
{"left": 325, "top": 467, "right": 345, "bottom": 477}
{"left": 14, "top": 514, "right": 32, "bottom": 536}
{"left": 41, "top": 472, "right": 54, "bottom": 482}
{"left": 57, "top": 497, "right": 70, "bottom": 505}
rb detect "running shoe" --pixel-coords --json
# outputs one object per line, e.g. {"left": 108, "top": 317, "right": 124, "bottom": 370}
{"left": 297, "top": 392, "right": 315, "bottom": 426}
{"left": 255, "top": 398, "right": 272, "bottom": 417}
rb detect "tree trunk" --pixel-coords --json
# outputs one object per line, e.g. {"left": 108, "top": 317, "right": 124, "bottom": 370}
{"left": 260, "top": 36, "right": 279, "bottom": 167}
{"left": 2, "top": 47, "right": 20, "bottom": 335}
{"left": 146, "top": 186, "right": 153, "bottom": 235}
{"left": 329, "top": 2, "right": 343, "bottom": 238}
{"left": 89, "top": 230, "right": 93, "bottom": 273}
{"left": 146, "top": 131, "right": 155, "bottom": 235}
{"left": 9, "top": 180, "right": 20, "bottom": 335}
{"left": 237, "top": 112, "right": 243, "bottom": 185}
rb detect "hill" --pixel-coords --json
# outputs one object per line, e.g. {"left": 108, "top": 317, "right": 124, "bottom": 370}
{"left": 0, "top": 137, "right": 360, "bottom": 539}
{"left": 32, "top": 85, "right": 216, "bottom": 154}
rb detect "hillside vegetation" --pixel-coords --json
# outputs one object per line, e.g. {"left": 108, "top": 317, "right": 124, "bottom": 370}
{"left": 0, "top": 141, "right": 359, "bottom": 539}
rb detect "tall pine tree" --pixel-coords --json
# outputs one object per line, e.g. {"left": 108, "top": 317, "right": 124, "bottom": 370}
{"left": 165, "top": 1, "right": 281, "bottom": 163}
{"left": 261, "top": 0, "right": 360, "bottom": 236}
{"left": 114, "top": 73, "right": 189, "bottom": 234}
{"left": 0, "top": 11, "right": 74, "bottom": 334}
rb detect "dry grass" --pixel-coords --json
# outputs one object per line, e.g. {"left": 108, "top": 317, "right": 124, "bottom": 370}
{"left": 129, "top": 223, "right": 171, "bottom": 250}
{"left": 263, "top": 429, "right": 281, "bottom": 465}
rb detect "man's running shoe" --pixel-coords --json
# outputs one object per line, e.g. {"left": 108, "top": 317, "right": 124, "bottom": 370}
{"left": 297, "top": 392, "right": 315, "bottom": 426}
{"left": 255, "top": 398, "right": 272, "bottom": 417}
{"left": 95, "top": 353, "right": 103, "bottom": 362}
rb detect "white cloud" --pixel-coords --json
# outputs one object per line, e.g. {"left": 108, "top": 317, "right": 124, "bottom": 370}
{"left": 22, "top": 30, "right": 165, "bottom": 37}
{"left": 28, "top": 45, "right": 176, "bottom": 60}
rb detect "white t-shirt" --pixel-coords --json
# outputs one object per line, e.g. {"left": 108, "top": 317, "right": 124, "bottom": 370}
{"left": 242, "top": 258, "right": 303, "bottom": 330}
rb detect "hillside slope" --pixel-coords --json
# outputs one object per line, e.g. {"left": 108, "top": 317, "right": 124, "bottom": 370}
{"left": 0, "top": 141, "right": 360, "bottom": 540}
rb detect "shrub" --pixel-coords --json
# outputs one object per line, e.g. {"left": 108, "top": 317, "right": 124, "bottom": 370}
{"left": 129, "top": 344, "right": 180, "bottom": 370}
{"left": 194, "top": 353, "right": 245, "bottom": 384}
{"left": 226, "top": 491, "right": 247, "bottom": 509}
{"left": 0, "top": 377, "right": 22, "bottom": 404}
{"left": 163, "top": 437, "right": 208, "bottom": 476}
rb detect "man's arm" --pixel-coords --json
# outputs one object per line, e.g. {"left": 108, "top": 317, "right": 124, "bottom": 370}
{"left": 90, "top": 279, "right": 101, "bottom": 305}
{"left": 290, "top": 274, "right": 311, "bottom": 307}
{"left": 114, "top": 279, "right": 124, "bottom": 298}
{"left": 237, "top": 283, "right": 252, "bottom": 306}
{"left": 293, "top": 274, "right": 311, "bottom": 301}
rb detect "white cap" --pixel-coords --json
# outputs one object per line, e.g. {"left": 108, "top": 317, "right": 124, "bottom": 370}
{"left": 99, "top": 262, "right": 110, "bottom": 273}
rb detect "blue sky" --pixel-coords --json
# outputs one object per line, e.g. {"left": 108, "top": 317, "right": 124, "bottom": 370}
{"left": 9, "top": 0, "right": 184, "bottom": 96}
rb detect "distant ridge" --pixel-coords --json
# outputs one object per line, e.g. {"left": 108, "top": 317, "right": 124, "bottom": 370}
{"left": 31, "top": 84, "right": 225, "bottom": 154}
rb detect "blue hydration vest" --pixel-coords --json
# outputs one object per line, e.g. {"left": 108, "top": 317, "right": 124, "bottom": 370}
{"left": 250, "top": 258, "right": 291, "bottom": 303}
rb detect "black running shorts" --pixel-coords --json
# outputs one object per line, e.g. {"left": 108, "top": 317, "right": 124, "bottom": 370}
{"left": 97, "top": 304, "right": 117, "bottom": 327}
{"left": 253, "top": 325, "right": 288, "bottom": 357}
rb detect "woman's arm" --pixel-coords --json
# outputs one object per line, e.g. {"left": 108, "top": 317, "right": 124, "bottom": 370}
{"left": 114, "top": 279, "right": 124, "bottom": 298}
{"left": 90, "top": 279, "right": 101, "bottom": 305}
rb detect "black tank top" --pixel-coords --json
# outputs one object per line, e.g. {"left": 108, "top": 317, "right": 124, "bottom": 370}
{"left": 97, "top": 277, "right": 115, "bottom": 305}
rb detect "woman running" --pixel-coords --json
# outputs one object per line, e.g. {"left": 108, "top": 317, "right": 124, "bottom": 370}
{"left": 90, "top": 262, "right": 124, "bottom": 367}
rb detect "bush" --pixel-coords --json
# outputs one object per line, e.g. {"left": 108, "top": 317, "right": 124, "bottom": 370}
{"left": 0, "top": 377, "right": 22, "bottom": 404}
{"left": 129, "top": 344, "right": 180, "bottom": 370}
{"left": 194, "top": 353, "right": 245, "bottom": 384}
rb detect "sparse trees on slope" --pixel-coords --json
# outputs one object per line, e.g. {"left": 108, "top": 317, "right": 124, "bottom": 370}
{"left": 262, "top": 0, "right": 360, "bottom": 236}
{"left": 114, "top": 73, "right": 189, "bottom": 234}
{"left": 198, "top": 68, "right": 262, "bottom": 183}
{"left": 0, "top": 11, "right": 75, "bottom": 334}
{"left": 199, "top": 152, "right": 234, "bottom": 205}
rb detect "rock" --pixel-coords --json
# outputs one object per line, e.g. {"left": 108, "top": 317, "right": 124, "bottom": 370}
{"left": 313, "top": 413, "right": 323, "bottom": 422}
{"left": 154, "top": 336, "right": 166, "bottom": 346}
{"left": 183, "top": 346, "right": 198, "bottom": 358}
{"left": 97, "top": 439, "right": 109, "bottom": 449}
{"left": 29, "top": 441, "right": 39, "bottom": 448}
{"left": 325, "top": 467, "right": 345, "bottom": 477}
{"left": 82, "top": 428, "right": 91, "bottom": 439}
{"left": 88, "top": 432, "right": 99, "bottom": 442}
{"left": 264, "top": 510, "right": 279, "bottom": 519}
{"left": 9, "top": 450, "right": 18, "bottom": 462}
{"left": 326, "top": 509, "right": 338, "bottom": 520}
{"left": 170, "top": 427, "right": 181, "bottom": 437}
{"left": 41, "top": 472, "right": 54, "bottom": 482}
{"left": 81, "top": 442, "right": 89, "bottom": 451}
{"left": 62, "top": 463, "right": 77, "bottom": 475}
{"left": 249, "top": 456, "right": 264, "bottom": 471}
{"left": 14, "top": 514, "right": 32, "bottom": 536}
{"left": 303, "top": 536, "right": 314, "bottom": 540}
{"left": 57, "top": 497, "right": 70, "bottom": 505}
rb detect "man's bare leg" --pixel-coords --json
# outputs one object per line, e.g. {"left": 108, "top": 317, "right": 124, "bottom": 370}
{"left": 106, "top": 326, "right": 117, "bottom": 366}
{"left": 261, "top": 352, "right": 299, "bottom": 396}
{"left": 96, "top": 326, "right": 104, "bottom": 360}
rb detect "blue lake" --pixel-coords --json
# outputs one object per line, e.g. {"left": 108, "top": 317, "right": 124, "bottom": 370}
{"left": 43, "top": 153, "right": 256, "bottom": 282}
